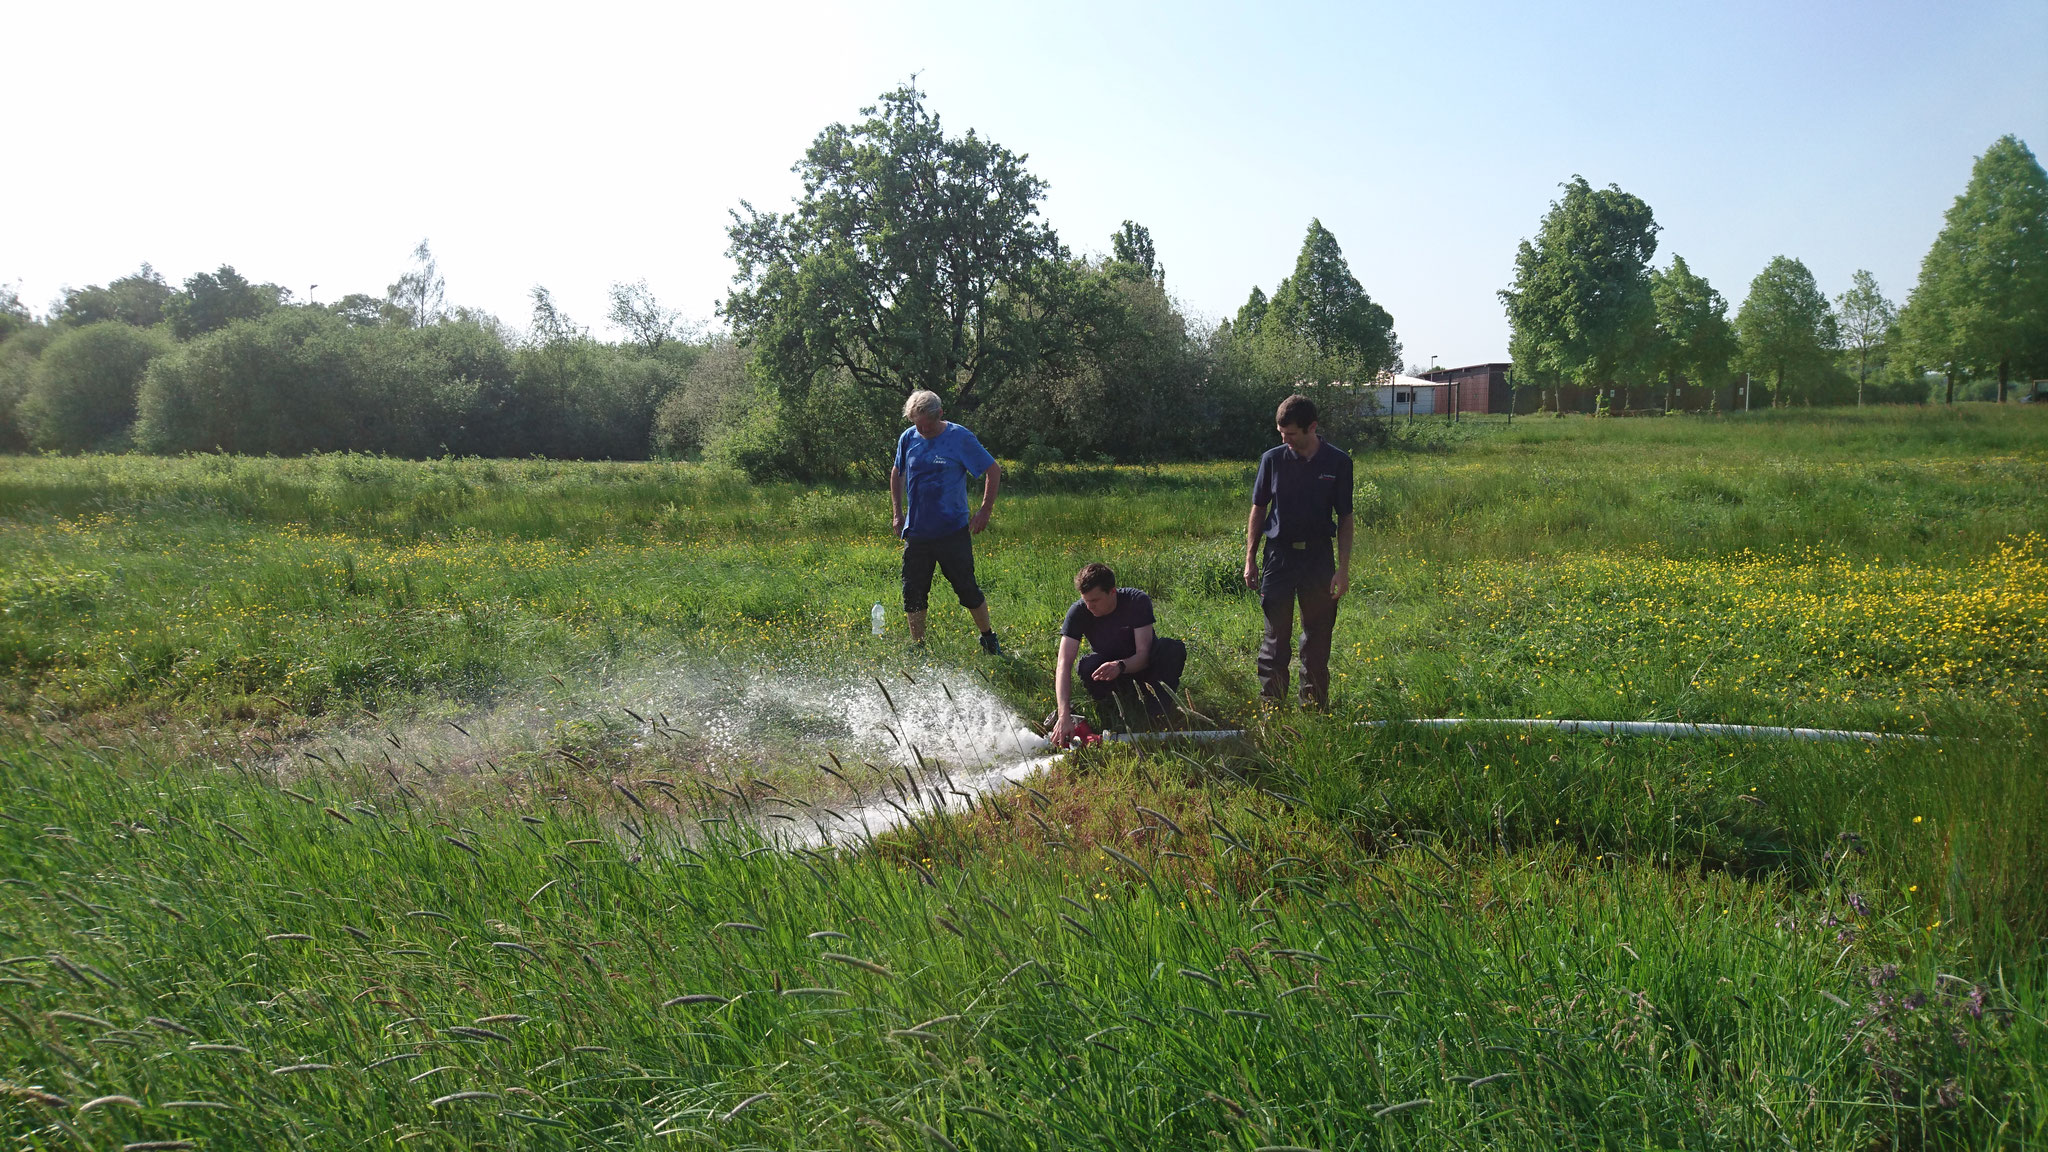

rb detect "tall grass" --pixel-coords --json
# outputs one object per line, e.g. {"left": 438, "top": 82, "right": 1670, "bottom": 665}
{"left": 0, "top": 736, "right": 2038, "bottom": 1150}
{"left": 1, "top": 409, "right": 2043, "bottom": 728}
{"left": 0, "top": 408, "right": 2043, "bottom": 1148}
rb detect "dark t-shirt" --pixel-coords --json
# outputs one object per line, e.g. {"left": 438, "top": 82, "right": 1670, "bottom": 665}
{"left": 1252, "top": 440, "right": 1353, "bottom": 542}
{"left": 1060, "top": 588, "right": 1156, "bottom": 661}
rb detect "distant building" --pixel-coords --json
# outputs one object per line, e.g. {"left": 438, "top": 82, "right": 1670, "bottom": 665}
{"left": 1367, "top": 374, "right": 1445, "bottom": 415}
{"left": 1418, "top": 363, "right": 1515, "bottom": 415}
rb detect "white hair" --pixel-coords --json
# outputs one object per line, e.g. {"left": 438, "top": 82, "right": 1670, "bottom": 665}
{"left": 902, "top": 390, "right": 944, "bottom": 420}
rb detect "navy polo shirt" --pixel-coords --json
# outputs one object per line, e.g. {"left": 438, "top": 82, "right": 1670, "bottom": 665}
{"left": 1252, "top": 440, "right": 1353, "bottom": 542}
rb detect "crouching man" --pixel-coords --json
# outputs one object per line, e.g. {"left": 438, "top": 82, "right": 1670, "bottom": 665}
{"left": 1050, "top": 562, "right": 1188, "bottom": 746}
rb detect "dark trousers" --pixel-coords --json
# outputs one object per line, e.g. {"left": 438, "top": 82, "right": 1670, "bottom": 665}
{"left": 901, "top": 527, "right": 985, "bottom": 614}
{"left": 1259, "top": 539, "right": 1337, "bottom": 706}
{"left": 1078, "top": 637, "right": 1187, "bottom": 718}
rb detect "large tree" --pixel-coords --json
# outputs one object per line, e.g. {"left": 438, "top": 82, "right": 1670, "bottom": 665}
{"left": 1834, "top": 270, "right": 1896, "bottom": 406}
{"left": 722, "top": 85, "right": 1068, "bottom": 413}
{"left": 1500, "top": 177, "right": 1659, "bottom": 406}
{"left": 165, "top": 265, "right": 285, "bottom": 339}
{"left": 1735, "top": 256, "right": 1839, "bottom": 407}
{"left": 1234, "top": 286, "right": 1268, "bottom": 337}
{"left": 1649, "top": 254, "right": 1735, "bottom": 409}
{"left": 1895, "top": 135, "right": 2048, "bottom": 403}
{"left": 1109, "top": 221, "right": 1162, "bottom": 284}
{"left": 1262, "top": 219, "right": 1400, "bottom": 376}
{"left": 56, "top": 264, "right": 173, "bottom": 329}
{"left": 386, "top": 240, "right": 446, "bottom": 329}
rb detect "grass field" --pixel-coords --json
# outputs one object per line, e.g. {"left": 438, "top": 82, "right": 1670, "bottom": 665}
{"left": 1, "top": 407, "right": 2044, "bottom": 1149}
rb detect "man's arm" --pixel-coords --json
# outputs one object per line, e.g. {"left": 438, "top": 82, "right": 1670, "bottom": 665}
{"left": 1052, "top": 635, "right": 1081, "bottom": 745}
{"left": 1333, "top": 513, "right": 1354, "bottom": 599}
{"left": 889, "top": 466, "right": 905, "bottom": 536}
{"left": 1092, "top": 625, "right": 1153, "bottom": 680}
{"left": 1244, "top": 503, "right": 1266, "bottom": 588}
{"left": 970, "top": 463, "right": 1001, "bottom": 534}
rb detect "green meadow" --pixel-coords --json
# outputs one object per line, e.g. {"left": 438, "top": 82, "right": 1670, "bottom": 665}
{"left": 1, "top": 407, "right": 2044, "bottom": 1149}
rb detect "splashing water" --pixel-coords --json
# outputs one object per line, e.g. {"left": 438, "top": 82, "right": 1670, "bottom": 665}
{"left": 285, "top": 658, "right": 1059, "bottom": 849}
{"left": 620, "top": 666, "right": 1059, "bottom": 848}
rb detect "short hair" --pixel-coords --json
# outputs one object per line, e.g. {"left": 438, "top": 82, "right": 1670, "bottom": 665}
{"left": 1075, "top": 562, "right": 1116, "bottom": 594}
{"left": 903, "top": 390, "right": 944, "bottom": 420}
{"left": 1277, "top": 394, "right": 1318, "bottom": 429}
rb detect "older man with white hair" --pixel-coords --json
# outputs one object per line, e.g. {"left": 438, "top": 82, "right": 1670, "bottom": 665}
{"left": 889, "top": 389, "right": 1003, "bottom": 653}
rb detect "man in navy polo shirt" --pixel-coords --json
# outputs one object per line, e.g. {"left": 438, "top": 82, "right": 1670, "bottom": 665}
{"left": 1243, "top": 394, "right": 1353, "bottom": 707}
{"left": 1050, "top": 562, "right": 1187, "bottom": 746}
{"left": 889, "top": 389, "right": 1003, "bottom": 653}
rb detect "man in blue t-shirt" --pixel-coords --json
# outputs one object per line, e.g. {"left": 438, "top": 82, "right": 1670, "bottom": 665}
{"left": 1050, "top": 562, "right": 1187, "bottom": 745}
{"left": 889, "top": 389, "right": 1003, "bottom": 653}
{"left": 1243, "top": 394, "right": 1353, "bottom": 707}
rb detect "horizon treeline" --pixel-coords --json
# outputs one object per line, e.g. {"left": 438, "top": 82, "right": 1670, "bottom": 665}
{"left": 2, "top": 88, "right": 2041, "bottom": 479}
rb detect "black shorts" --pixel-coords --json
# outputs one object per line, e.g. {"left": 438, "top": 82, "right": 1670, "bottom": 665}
{"left": 901, "top": 528, "right": 985, "bottom": 613}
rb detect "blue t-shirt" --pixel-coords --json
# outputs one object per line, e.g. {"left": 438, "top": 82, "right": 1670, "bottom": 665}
{"left": 894, "top": 423, "right": 996, "bottom": 539}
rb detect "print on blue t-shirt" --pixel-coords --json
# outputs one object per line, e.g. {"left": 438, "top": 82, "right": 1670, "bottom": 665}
{"left": 895, "top": 423, "right": 996, "bottom": 539}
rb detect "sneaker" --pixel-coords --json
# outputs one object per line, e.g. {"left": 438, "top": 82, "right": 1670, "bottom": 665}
{"left": 979, "top": 630, "right": 1002, "bottom": 656}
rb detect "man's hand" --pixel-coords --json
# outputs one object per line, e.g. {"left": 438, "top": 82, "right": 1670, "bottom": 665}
{"left": 1090, "top": 660, "right": 1123, "bottom": 683}
{"left": 891, "top": 512, "right": 905, "bottom": 537}
{"left": 1051, "top": 713, "right": 1075, "bottom": 748}
{"left": 1331, "top": 570, "right": 1350, "bottom": 600}
{"left": 1243, "top": 560, "right": 1259, "bottom": 590}
{"left": 969, "top": 508, "right": 991, "bottom": 535}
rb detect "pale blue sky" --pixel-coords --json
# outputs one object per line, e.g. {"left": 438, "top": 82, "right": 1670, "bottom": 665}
{"left": 5, "top": 0, "right": 2042, "bottom": 365}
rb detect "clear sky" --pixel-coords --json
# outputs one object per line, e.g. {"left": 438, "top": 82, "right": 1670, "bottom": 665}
{"left": 5, "top": 0, "right": 2043, "bottom": 366}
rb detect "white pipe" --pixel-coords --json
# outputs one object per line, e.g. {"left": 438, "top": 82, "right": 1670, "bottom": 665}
{"left": 1104, "top": 730, "right": 1245, "bottom": 744}
{"left": 1361, "top": 718, "right": 1926, "bottom": 743}
{"left": 1030, "top": 718, "right": 1926, "bottom": 753}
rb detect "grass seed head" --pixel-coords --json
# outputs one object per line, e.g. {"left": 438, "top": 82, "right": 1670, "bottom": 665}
{"left": 429, "top": 1090, "right": 500, "bottom": 1107}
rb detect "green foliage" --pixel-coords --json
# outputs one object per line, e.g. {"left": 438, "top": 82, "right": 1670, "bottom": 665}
{"left": 137, "top": 309, "right": 493, "bottom": 456}
{"left": 164, "top": 263, "right": 287, "bottom": 339}
{"left": 608, "top": 278, "right": 686, "bottom": 351}
{"left": 723, "top": 85, "right": 1070, "bottom": 414}
{"left": 17, "top": 321, "right": 172, "bottom": 451}
{"left": 384, "top": 239, "right": 445, "bottom": 329}
{"left": 652, "top": 335, "right": 749, "bottom": 456}
{"left": 1896, "top": 135, "right": 2048, "bottom": 400}
{"left": 1649, "top": 254, "right": 1736, "bottom": 406}
{"left": 329, "top": 292, "right": 407, "bottom": 328}
{"left": 1108, "top": 219, "right": 1162, "bottom": 283}
{"left": 1234, "top": 284, "right": 1268, "bottom": 336}
{"left": 131, "top": 298, "right": 681, "bottom": 461}
{"left": 1836, "top": 270, "right": 1899, "bottom": 404}
{"left": 1263, "top": 218, "right": 1401, "bottom": 376}
{"left": 53, "top": 263, "right": 173, "bottom": 328}
{"left": 506, "top": 332, "right": 676, "bottom": 461}
{"left": 706, "top": 371, "right": 897, "bottom": 482}
{"left": 0, "top": 307, "right": 50, "bottom": 453}
{"left": 0, "top": 341, "right": 37, "bottom": 452}
{"left": 978, "top": 264, "right": 1212, "bottom": 462}
{"left": 1737, "top": 256, "right": 1844, "bottom": 406}
{"left": 1500, "top": 176, "right": 1660, "bottom": 391}
{"left": 0, "top": 280, "right": 32, "bottom": 343}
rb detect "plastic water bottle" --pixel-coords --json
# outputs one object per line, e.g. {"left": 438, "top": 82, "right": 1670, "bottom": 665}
{"left": 870, "top": 603, "right": 886, "bottom": 636}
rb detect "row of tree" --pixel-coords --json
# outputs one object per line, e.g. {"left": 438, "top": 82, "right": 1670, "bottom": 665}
{"left": 4, "top": 86, "right": 2040, "bottom": 477}
{"left": 1501, "top": 136, "right": 2048, "bottom": 411}
{"left": 0, "top": 251, "right": 704, "bottom": 460}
